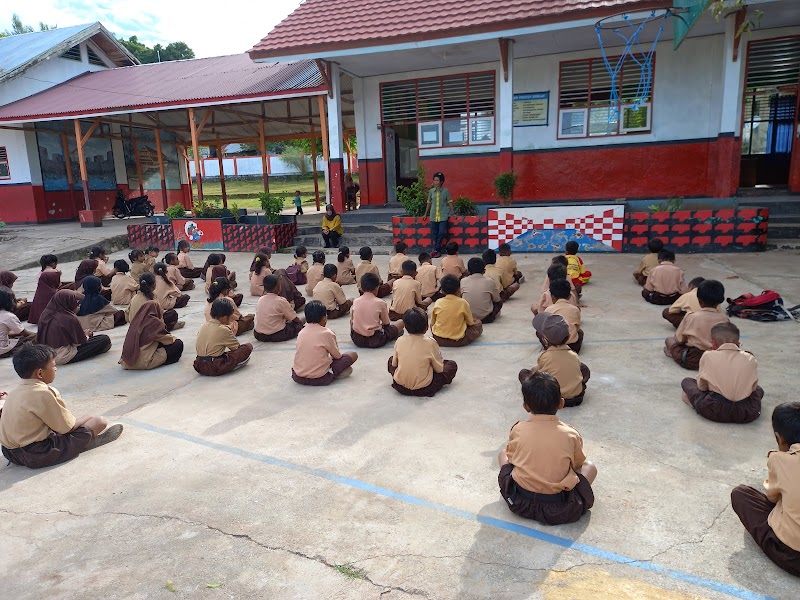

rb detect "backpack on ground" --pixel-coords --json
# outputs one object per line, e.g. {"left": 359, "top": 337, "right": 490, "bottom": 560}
{"left": 725, "top": 290, "right": 798, "bottom": 322}
{"left": 285, "top": 263, "right": 306, "bottom": 286}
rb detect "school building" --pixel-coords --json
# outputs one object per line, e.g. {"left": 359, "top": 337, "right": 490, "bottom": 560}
{"left": 249, "top": 0, "right": 800, "bottom": 210}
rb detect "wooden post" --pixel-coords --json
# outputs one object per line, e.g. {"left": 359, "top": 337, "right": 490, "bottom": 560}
{"left": 188, "top": 107, "right": 203, "bottom": 202}
{"left": 73, "top": 119, "right": 90, "bottom": 210}
{"left": 259, "top": 118, "right": 270, "bottom": 194}
{"left": 60, "top": 133, "right": 76, "bottom": 209}
{"left": 154, "top": 127, "right": 168, "bottom": 209}
{"left": 217, "top": 138, "right": 227, "bottom": 208}
{"left": 308, "top": 98, "right": 321, "bottom": 210}
{"left": 317, "top": 95, "right": 330, "bottom": 162}
{"left": 132, "top": 139, "right": 144, "bottom": 196}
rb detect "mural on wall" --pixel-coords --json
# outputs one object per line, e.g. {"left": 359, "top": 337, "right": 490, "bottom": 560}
{"left": 122, "top": 127, "right": 181, "bottom": 192}
{"left": 36, "top": 122, "right": 116, "bottom": 192}
{"left": 488, "top": 205, "right": 624, "bottom": 252}
{"left": 172, "top": 219, "right": 223, "bottom": 251}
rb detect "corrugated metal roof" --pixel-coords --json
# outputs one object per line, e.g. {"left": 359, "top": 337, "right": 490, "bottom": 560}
{"left": 0, "top": 55, "right": 325, "bottom": 122}
{"left": 248, "top": 0, "right": 669, "bottom": 59}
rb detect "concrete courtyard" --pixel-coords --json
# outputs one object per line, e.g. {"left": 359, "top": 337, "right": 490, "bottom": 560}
{"left": 0, "top": 245, "right": 798, "bottom": 600}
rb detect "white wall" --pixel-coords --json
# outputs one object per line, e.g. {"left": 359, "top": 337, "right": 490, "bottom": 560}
{"left": 0, "top": 126, "right": 32, "bottom": 183}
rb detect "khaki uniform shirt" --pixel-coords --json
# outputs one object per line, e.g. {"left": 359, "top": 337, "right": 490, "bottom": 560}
{"left": 390, "top": 276, "right": 423, "bottom": 314}
{"left": 537, "top": 345, "right": 584, "bottom": 399}
{"left": 305, "top": 263, "right": 325, "bottom": 296}
{"left": 313, "top": 278, "right": 347, "bottom": 311}
{"left": 637, "top": 252, "right": 660, "bottom": 277}
{"left": 644, "top": 262, "right": 686, "bottom": 295}
{"left": 167, "top": 264, "right": 186, "bottom": 287}
{"left": 676, "top": 307, "right": 729, "bottom": 351}
{"left": 154, "top": 276, "right": 181, "bottom": 310}
{"left": 766, "top": 443, "right": 800, "bottom": 552}
{"left": 461, "top": 273, "right": 500, "bottom": 320}
{"left": 250, "top": 269, "right": 272, "bottom": 297}
{"left": 110, "top": 273, "right": 138, "bottom": 305}
{"left": 336, "top": 258, "right": 356, "bottom": 285}
{"left": 696, "top": 343, "right": 758, "bottom": 401}
{"left": 391, "top": 334, "right": 444, "bottom": 389}
{"left": 355, "top": 260, "right": 383, "bottom": 292}
{"left": 416, "top": 263, "right": 441, "bottom": 297}
{"left": 177, "top": 251, "right": 195, "bottom": 269}
{"left": 669, "top": 288, "right": 702, "bottom": 314}
{"left": 131, "top": 261, "right": 148, "bottom": 281}
{"left": 95, "top": 258, "right": 113, "bottom": 277}
{"left": 195, "top": 319, "right": 240, "bottom": 357}
{"left": 496, "top": 255, "right": 518, "bottom": 288}
{"left": 545, "top": 299, "right": 581, "bottom": 344}
{"left": 351, "top": 292, "right": 390, "bottom": 336}
{"left": 388, "top": 253, "right": 407, "bottom": 277}
{"left": 441, "top": 255, "right": 466, "bottom": 279}
{"left": 485, "top": 264, "right": 504, "bottom": 292}
{"left": 256, "top": 293, "right": 297, "bottom": 335}
{"left": 431, "top": 295, "right": 473, "bottom": 340}
{"left": 126, "top": 292, "right": 149, "bottom": 323}
{"left": 506, "top": 414, "right": 586, "bottom": 494}
{"left": 293, "top": 323, "right": 341, "bottom": 379}
{"left": 0, "top": 380, "right": 76, "bottom": 448}
{"left": 534, "top": 289, "right": 579, "bottom": 314}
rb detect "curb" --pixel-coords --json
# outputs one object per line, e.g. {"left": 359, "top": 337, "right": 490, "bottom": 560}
{"left": 10, "top": 233, "right": 130, "bottom": 271}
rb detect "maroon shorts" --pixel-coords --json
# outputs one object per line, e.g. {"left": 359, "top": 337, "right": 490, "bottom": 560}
{"left": 1, "top": 426, "right": 95, "bottom": 469}
{"left": 433, "top": 322, "right": 483, "bottom": 347}
{"left": 681, "top": 379, "right": 762, "bottom": 423}
{"left": 292, "top": 354, "right": 354, "bottom": 386}
{"left": 351, "top": 325, "right": 401, "bottom": 349}
{"left": 193, "top": 344, "right": 253, "bottom": 376}
{"left": 388, "top": 357, "right": 457, "bottom": 397}
{"left": 255, "top": 322, "right": 303, "bottom": 342}
{"left": 667, "top": 341, "right": 704, "bottom": 370}
{"left": 642, "top": 289, "right": 681, "bottom": 305}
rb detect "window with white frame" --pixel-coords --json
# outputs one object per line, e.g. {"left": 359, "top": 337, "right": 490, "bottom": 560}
{"left": 380, "top": 72, "right": 496, "bottom": 148}
{"left": 0, "top": 147, "right": 9, "bottom": 179}
{"left": 558, "top": 56, "right": 654, "bottom": 139}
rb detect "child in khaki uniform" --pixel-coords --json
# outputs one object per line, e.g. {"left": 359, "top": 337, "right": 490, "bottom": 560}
{"left": 431, "top": 275, "right": 482, "bottom": 347}
{"left": 731, "top": 402, "right": 800, "bottom": 576}
{"left": 305, "top": 250, "right": 326, "bottom": 296}
{"left": 633, "top": 238, "right": 663, "bottom": 286}
{"left": 313, "top": 264, "right": 353, "bottom": 319}
{"left": 416, "top": 253, "right": 443, "bottom": 302}
{"left": 532, "top": 265, "right": 579, "bottom": 315}
{"left": 193, "top": 299, "right": 253, "bottom": 376}
{"left": 292, "top": 301, "right": 358, "bottom": 385}
{"left": 483, "top": 249, "right": 519, "bottom": 301}
{"left": 681, "top": 322, "right": 762, "bottom": 423}
{"left": 254, "top": 275, "right": 305, "bottom": 342}
{"left": 388, "top": 307, "right": 457, "bottom": 397}
{"left": 388, "top": 242, "right": 408, "bottom": 282}
{"left": 356, "top": 246, "right": 392, "bottom": 298}
{"left": 663, "top": 277, "right": 705, "bottom": 328}
{"left": 350, "top": 274, "right": 404, "bottom": 348}
{"left": 461, "top": 257, "right": 502, "bottom": 323}
{"left": 498, "top": 371, "right": 596, "bottom": 525}
{"left": 176, "top": 240, "right": 203, "bottom": 279}
{"left": 336, "top": 247, "right": 357, "bottom": 286}
{"left": 164, "top": 252, "right": 195, "bottom": 291}
{"left": 523, "top": 313, "right": 590, "bottom": 407}
{"left": 441, "top": 242, "right": 466, "bottom": 279}
{"left": 665, "top": 279, "right": 729, "bottom": 370}
{"left": 643, "top": 249, "right": 687, "bottom": 305}
{"left": 389, "top": 261, "right": 431, "bottom": 320}
{"left": 110, "top": 260, "right": 138, "bottom": 306}
{"left": 544, "top": 280, "right": 583, "bottom": 353}
{"left": 497, "top": 243, "right": 524, "bottom": 285}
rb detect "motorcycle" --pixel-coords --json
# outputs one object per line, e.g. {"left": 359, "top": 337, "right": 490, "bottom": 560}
{"left": 112, "top": 190, "right": 155, "bottom": 218}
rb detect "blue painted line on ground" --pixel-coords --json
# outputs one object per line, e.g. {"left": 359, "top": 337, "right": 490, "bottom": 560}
{"left": 121, "top": 418, "right": 776, "bottom": 600}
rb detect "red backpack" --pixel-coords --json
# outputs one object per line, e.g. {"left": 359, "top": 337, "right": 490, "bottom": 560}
{"left": 725, "top": 291, "right": 797, "bottom": 322}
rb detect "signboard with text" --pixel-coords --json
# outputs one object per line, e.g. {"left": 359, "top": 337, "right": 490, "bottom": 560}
{"left": 513, "top": 92, "right": 549, "bottom": 127}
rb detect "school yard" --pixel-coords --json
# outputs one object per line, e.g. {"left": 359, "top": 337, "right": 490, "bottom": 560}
{"left": 0, "top": 245, "right": 798, "bottom": 600}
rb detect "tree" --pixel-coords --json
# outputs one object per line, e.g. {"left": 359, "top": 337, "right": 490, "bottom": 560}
{"left": 117, "top": 35, "right": 195, "bottom": 64}
{"left": 160, "top": 42, "right": 194, "bottom": 62}
{"left": 708, "top": 1, "right": 763, "bottom": 35}
{"left": 0, "top": 13, "right": 56, "bottom": 38}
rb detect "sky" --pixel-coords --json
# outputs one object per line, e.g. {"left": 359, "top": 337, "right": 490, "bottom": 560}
{"left": 4, "top": 0, "right": 304, "bottom": 58}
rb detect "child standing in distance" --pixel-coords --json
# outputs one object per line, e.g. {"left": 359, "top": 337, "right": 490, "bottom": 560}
{"left": 292, "top": 300, "right": 358, "bottom": 386}
{"left": 441, "top": 241, "right": 466, "bottom": 279}
{"left": 305, "top": 250, "right": 326, "bottom": 296}
{"left": 164, "top": 252, "right": 195, "bottom": 291}
{"left": 313, "top": 264, "right": 353, "bottom": 319}
{"left": 249, "top": 253, "right": 272, "bottom": 297}
{"left": 350, "top": 273, "right": 405, "bottom": 348}
{"left": 544, "top": 279, "right": 583, "bottom": 354}
{"left": 532, "top": 265, "right": 579, "bottom": 315}
{"left": 633, "top": 238, "right": 664, "bottom": 286}
{"left": 335, "top": 246, "right": 356, "bottom": 286}
{"left": 255, "top": 275, "right": 305, "bottom": 342}
{"left": 193, "top": 298, "right": 253, "bottom": 376}
{"left": 665, "top": 279, "right": 729, "bottom": 370}
{"left": 176, "top": 240, "right": 203, "bottom": 279}
{"left": 523, "top": 313, "right": 590, "bottom": 407}
{"left": 498, "top": 371, "right": 596, "bottom": 525}
{"left": 0, "top": 286, "right": 36, "bottom": 358}
{"left": 389, "top": 261, "right": 431, "bottom": 321}
{"left": 497, "top": 243, "right": 524, "bottom": 286}
{"left": 431, "top": 275, "right": 482, "bottom": 347}
{"left": 129, "top": 249, "right": 149, "bottom": 281}
{"left": 483, "top": 249, "right": 519, "bottom": 301}
{"left": 0, "top": 344, "right": 123, "bottom": 468}
{"left": 355, "top": 246, "right": 392, "bottom": 298}
{"left": 417, "top": 253, "right": 443, "bottom": 302}
{"left": 388, "top": 242, "right": 409, "bottom": 282}
{"left": 680, "top": 322, "right": 762, "bottom": 423}
{"left": 565, "top": 240, "right": 591, "bottom": 288}
{"left": 293, "top": 190, "right": 303, "bottom": 216}
{"left": 110, "top": 260, "right": 139, "bottom": 306}
{"left": 388, "top": 307, "right": 457, "bottom": 397}
{"left": 663, "top": 277, "right": 706, "bottom": 328}
{"left": 731, "top": 402, "right": 800, "bottom": 576}
{"left": 461, "top": 257, "right": 503, "bottom": 324}
{"left": 643, "top": 249, "right": 687, "bottom": 305}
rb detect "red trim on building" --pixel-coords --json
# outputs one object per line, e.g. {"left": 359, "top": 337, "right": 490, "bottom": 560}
{"left": 329, "top": 158, "right": 346, "bottom": 212}
{"left": 358, "top": 159, "right": 387, "bottom": 206}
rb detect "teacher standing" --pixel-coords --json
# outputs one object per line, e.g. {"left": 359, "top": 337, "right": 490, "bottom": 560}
{"left": 425, "top": 172, "right": 453, "bottom": 258}
{"left": 321, "top": 204, "right": 344, "bottom": 248}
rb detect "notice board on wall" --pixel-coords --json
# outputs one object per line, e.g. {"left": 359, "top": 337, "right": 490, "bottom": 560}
{"left": 513, "top": 92, "right": 549, "bottom": 127}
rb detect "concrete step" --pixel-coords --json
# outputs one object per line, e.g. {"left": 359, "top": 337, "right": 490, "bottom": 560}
{"left": 737, "top": 186, "right": 791, "bottom": 197}
{"left": 768, "top": 223, "right": 800, "bottom": 238}
{"left": 293, "top": 232, "right": 394, "bottom": 249}
{"left": 738, "top": 196, "right": 800, "bottom": 215}
{"left": 295, "top": 223, "right": 393, "bottom": 236}
{"left": 284, "top": 245, "right": 396, "bottom": 255}
{"left": 766, "top": 239, "right": 800, "bottom": 250}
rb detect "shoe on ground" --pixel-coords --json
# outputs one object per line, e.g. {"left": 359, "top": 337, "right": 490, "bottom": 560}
{"left": 338, "top": 367, "right": 354, "bottom": 379}
{"left": 83, "top": 424, "right": 123, "bottom": 452}
{"left": 172, "top": 321, "right": 186, "bottom": 330}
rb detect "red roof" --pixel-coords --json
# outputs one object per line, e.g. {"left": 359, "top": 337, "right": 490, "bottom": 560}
{"left": 248, "top": 0, "right": 669, "bottom": 59}
{"left": 0, "top": 54, "right": 324, "bottom": 122}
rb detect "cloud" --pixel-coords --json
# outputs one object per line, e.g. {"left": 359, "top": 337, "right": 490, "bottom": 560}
{"left": 5, "top": 0, "right": 302, "bottom": 58}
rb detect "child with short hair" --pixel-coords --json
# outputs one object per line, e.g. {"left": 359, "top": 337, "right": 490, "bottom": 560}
{"left": 350, "top": 273, "right": 404, "bottom": 348}
{"left": 565, "top": 240, "right": 591, "bottom": 287}
{"left": 313, "top": 264, "right": 353, "bottom": 319}
{"left": 0, "top": 344, "right": 122, "bottom": 468}
{"left": 663, "top": 277, "right": 706, "bottom": 328}
{"left": 532, "top": 265, "right": 579, "bottom": 315}
{"left": 441, "top": 241, "right": 466, "bottom": 279}
{"left": 680, "top": 322, "right": 762, "bottom": 423}
{"left": 388, "top": 307, "right": 457, "bottom": 397}
{"left": 355, "top": 246, "right": 392, "bottom": 298}
{"left": 665, "top": 279, "right": 729, "bottom": 370}
{"left": 336, "top": 246, "right": 357, "bottom": 286}
{"left": 294, "top": 190, "right": 303, "bottom": 215}
{"left": 193, "top": 299, "right": 253, "bottom": 376}
{"left": 176, "top": 240, "right": 203, "bottom": 279}
{"left": 389, "top": 261, "right": 431, "bottom": 320}
{"left": 255, "top": 275, "right": 305, "bottom": 342}
{"left": 497, "top": 243, "right": 524, "bottom": 286}
{"left": 292, "top": 301, "right": 358, "bottom": 385}
{"left": 431, "top": 275, "right": 482, "bottom": 347}
{"left": 461, "top": 257, "right": 503, "bottom": 323}
{"left": 110, "top": 260, "right": 138, "bottom": 306}
{"left": 0, "top": 286, "right": 36, "bottom": 358}
{"left": 305, "top": 250, "right": 326, "bottom": 296}
{"left": 498, "top": 371, "right": 596, "bottom": 525}
{"left": 544, "top": 279, "right": 583, "bottom": 353}
{"left": 286, "top": 246, "right": 309, "bottom": 286}
{"left": 483, "top": 249, "right": 519, "bottom": 301}
{"left": 388, "top": 242, "right": 408, "bottom": 282}
{"left": 643, "top": 249, "right": 687, "bottom": 305}
{"left": 249, "top": 252, "right": 272, "bottom": 297}
{"left": 206, "top": 277, "right": 255, "bottom": 335}
{"left": 731, "top": 402, "right": 800, "bottom": 576}
{"left": 129, "top": 249, "right": 148, "bottom": 280}
{"left": 164, "top": 252, "right": 195, "bottom": 291}
{"left": 416, "top": 253, "right": 442, "bottom": 302}
{"left": 633, "top": 238, "right": 664, "bottom": 286}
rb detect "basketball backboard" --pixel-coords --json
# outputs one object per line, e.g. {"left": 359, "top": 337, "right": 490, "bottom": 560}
{"left": 673, "top": 0, "right": 713, "bottom": 49}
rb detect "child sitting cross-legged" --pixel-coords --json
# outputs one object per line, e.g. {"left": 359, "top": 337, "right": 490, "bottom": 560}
{"left": 633, "top": 238, "right": 663, "bottom": 286}
{"left": 254, "top": 275, "right": 305, "bottom": 342}
{"left": 498, "top": 370, "right": 596, "bottom": 525}
{"left": 416, "top": 253, "right": 443, "bottom": 302}
{"left": 164, "top": 252, "right": 196, "bottom": 291}
{"left": 350, "top": 273, "right": 405, "bottom": 349}
{"left": 523, "top": 312, "right": 590, "bottom": 407}
{"left": 110, "top": 260, "right": 138, "bottom": 306}
{"left": 355, "top": 246, "right": 392, "bottom": 298}
{"left": 680, "top": 322, "right": 762, "bottom": 423}
{"left": 176, "top": 240, "right": 203, "bottom": 279}
{"left": 461, "top": 257, "right": 503, "bottom": 324}
{"left": 292, "top": 301, "right": 358, "bottom": 386}
{"left": 206, "top": 277, "right": 255, "bottom": 335}
{"left": 431, "top": 275, "right": 482, "bottom": 347}
{"left": 305, "top": 250, "right": 326, "bottom": 296}
{"left": 441, "top": 241, "right": 466, "bottom": 279}
{"left": 313, "top": 264, "right": 353, "bottom": 319}
{"left": 193, "top": 299, "right": 253, "bottom": 376}
{"left": 483, "top": 249, "right": 519, "bottom": 301}
{"left": 388, "top": 307, "right": 457, "bottom": 397}
{"left": 544, "top": 279, "right": 583, "bottom": 353}
{"left": 388, "top": 242, "right": 408, "bottom": 282}
{"left": 663, "top": 277, "right": 705, "bottom": 329}
{"left": 0, "top": 344, "right": 123, "bottom": 468}
{"left": 731, "top": 402, "right": 800, "bottom": 577}
{"left": 389, "top": 260, "right": 431, "bottom": 321}
{"left": 496, "top": 243, "right": 524, "bottom": 286}
{"left": 643, "top": 249, "right": 687, "bottom": 305}
{"left": 565, "top": 240, "right": 591, "bottom": 288}
{"left": 665, "top": 279, "right": 729, "bottom": 370}
{"left": 532, "top": 265, "right": 579, "bottom": 315}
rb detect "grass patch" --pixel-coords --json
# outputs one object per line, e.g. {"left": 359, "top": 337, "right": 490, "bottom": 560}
{"left": 334, "top": 564, "right": 367, "bottom": 580}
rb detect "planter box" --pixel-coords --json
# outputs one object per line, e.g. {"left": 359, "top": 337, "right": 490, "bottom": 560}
{"left": 128, "top": 224, "right": 175, "bottom": 250}
{"left": 79, "top": 209, "right": 104, "bottom": 228}
{"left": 392, "top": 216, "right": 488, "bottom": 253}
{"left": 223, "top": 222, "right": 297, "bottom": 252}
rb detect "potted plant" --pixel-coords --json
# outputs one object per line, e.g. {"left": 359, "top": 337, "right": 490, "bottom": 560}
{"left": 192, "top": 199, "right": 236, "bottom": 224}
{"left": 155, "top": 203, "right": 186, "bottom": 224}
{"left": 259, "top": 192, "right": 286, "bottom": 224}
{"left": 452, "top": 195, "right": 478, "bottom": 216}
{"left": 494, "top": 172, "right": 518, "bottom": 207}
{"left": 396, "top": 164, "right": 428, "bottom": 217}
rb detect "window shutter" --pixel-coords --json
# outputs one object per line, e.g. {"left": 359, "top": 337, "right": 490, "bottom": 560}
{"left": 559, "top": 62, "right": 591, "bottom": 108}
{"left": 442, "top": 76, "right": 467, "bottom": 119}
{"left": 60, "top": 45, "right": 82, "bottom": 61}
{"left": 746, "top": 38, "right": 800, "bottom": 91}
{"left": 381, "top": 81, "right": 417, "bottom": 124}
{"left": 0, "top": 147, "right": 7, "bottom": 161}
{"left": 87, "top": 46, "right": 106, "bottom": 67}
{"left": 468, "top": 73, "right": 495, "bottom": 115}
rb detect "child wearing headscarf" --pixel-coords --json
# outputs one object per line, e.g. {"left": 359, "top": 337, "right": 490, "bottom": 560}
{"left": 119, "top": 301, "right": 184, "bottom": 370}
{"left": 76, "top": 276, "right": 126, "bottom": 331}
{"left": 36, "top": 290, "right": 112, "bottom": 365}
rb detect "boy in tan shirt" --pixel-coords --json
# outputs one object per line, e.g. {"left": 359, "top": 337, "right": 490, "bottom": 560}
{"left": 431, "top": 275, "right": 482, "bottom": 347}
{"left": 388, "top": 307, "right": 457, "bottom": 397}
{"left": 544, "top": 280, "right": 583, "bottom": 353}
{"left": 483, "top": 249, "right": 520, "bottom": 301}
{"left": 498, "top": 371, "right": 596, "bottom": 525}
{"left": 731, "top": 402, "right": 800, "bottom": 576}
{"left": 633, "top": 238, "right": 663, "bottom": 286}
{"left": 440, "top": 242, "right": 466, "bottom": 279}
{"left": 663, "top": 277, "right": 705, "bottom": 328}
{"left": 388, "top": 242, "right": 408, "bottom": 282}
{"left": 389, "top": 261, "right": 431, "bottom": 320}
{"left": 521, "top": 313, "right": 590, "bottom": 407}
{"left": 0, "top": 344, "right": 122, "bottom": 468}
{"left": 643, "top": 249, "right": 687, "bottom": 305}
{"left": 416, "top": 252, "right": 443, "bottom": 302}
{"left": 680, "top": 322, "right": 762, "bottom": 423}
{"left": 305, "top": 250, "right": 326, "bottom": 296}
{"left": 194, "top": 299, "right": 253, "bottom": 376}
{"left": 532, "top": 265, "right": 579, "bottom": 315}
{"left": 350, "top": 274, "right": 404, "bottom": 348}
{"left": 497, "top": 243, "right": 524, "bottom": 285}
{"left": 292, "top": 301, "right": 358, "bottom": 385}
{"left": 461, "top": 257, "right": 502, "bottom": 323}
{"left": 355, "top": 246, "right": 392, "bottom": 298}
{"left": 665, "top": 279, "right": 729, "bottom": 370}
{"left": 313, "top": 264, "right": 353, "bottom": 319}
{"left": 254, "top": 275, "right": 305, "bottom": 342}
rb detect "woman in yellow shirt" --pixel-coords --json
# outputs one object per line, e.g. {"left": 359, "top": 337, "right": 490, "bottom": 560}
{"left": 321, "top": 204, "right": 344, "bottom": 248}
